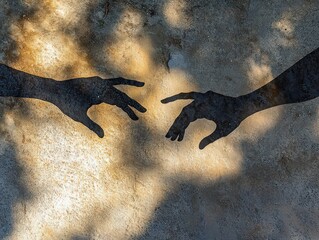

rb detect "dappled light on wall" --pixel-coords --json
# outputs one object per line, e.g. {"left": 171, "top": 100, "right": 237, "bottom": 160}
{"left": 163, "top": 0, "right": 192, "bottom": 29}
{"left": 272, "top": 12, "right": 297, "bottom": 48}
{"left": 246, "top": 56, "right": 274, "bottom": 90}
{"left": 9, "top": 23, "right": 97, "bottom": 78}
{"left": 105, "top": 38, "right": 154, "bottom": 79}
{"left": 0, "top": 0, "right": 318, "bottom": 239}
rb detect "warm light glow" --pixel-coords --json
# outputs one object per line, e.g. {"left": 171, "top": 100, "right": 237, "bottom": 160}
{"left": 271, "top": 12, "right": 297, "bottom": 47}
{"left": 273, "top": 18, "right": 294, "bottom": 34}
{"left": 37, "top": 42, "right": 62, "bottom": 67}
{"left": 247, "top": 57, "right": 274, "bottom": 89}
{"left": 105, "top": 38, "right": 153, "bottom": 79}
{"left": 163, "top": 0, "right": 191, "bottom": 29}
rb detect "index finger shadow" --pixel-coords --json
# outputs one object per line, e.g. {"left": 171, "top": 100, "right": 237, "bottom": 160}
{"left": 161, "top": 92, "right": 201, "bottom": 104}
{"left": 109, "top": 77, "right": 145, "bottom": 87}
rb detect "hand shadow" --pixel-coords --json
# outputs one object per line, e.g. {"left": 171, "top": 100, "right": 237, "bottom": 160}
{"left": 162, "top": 47, "right": 319, "bottom": 149}
{"left": 0, "top": 64, "right": 146, "bottom": 137}
{"left": 45, "top": 77, "right": 147, "bottom": 137}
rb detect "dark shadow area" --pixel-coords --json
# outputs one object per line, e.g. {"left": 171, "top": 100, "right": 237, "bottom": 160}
{"left": 0, "top": 141, "right": 31, "bottom": 239}
{"left": 0, "top": 98, "right": 32, "bottom": 239}
{"left": 0, "top": 2, "right": 35, "bottom": 233}
{"left": 71, "top": 230, "right": 92, "bottom": 240}
{"left": 120, "top": 121, "right": 159, "bottom": 172}
{"left": 71, "top": 236, "right": 90, "bottom": 240}
{"left": 0, "top": 64, "right": 146, "bottom": 138}
{"left": 162, "top": 47, "right": 319, "bottom": 149}
{"left": 133, "top": 183, "right": 206, "bottom": 240}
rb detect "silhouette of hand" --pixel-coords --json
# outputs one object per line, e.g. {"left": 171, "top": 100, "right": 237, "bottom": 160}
{"left": 161, "top": 91, "right": 247, "bottom": 149}
{"left": 51, "top": 77, "right": 146, "bottom": 137}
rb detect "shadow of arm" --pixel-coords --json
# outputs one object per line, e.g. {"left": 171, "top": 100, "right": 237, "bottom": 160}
{"left": 240, "top": 47, "right": 319, "bottom": 115}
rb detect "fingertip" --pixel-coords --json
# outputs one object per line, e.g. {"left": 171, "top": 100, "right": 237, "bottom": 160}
{"left": 161, "top": 98, "right": 172, "bottom": 104}
{"left": 199, "top": 140, "right": 208, "bottom": 150}
{"left": 131, "top": 115, "right": 139, "bottom": 121}
{"left": 136, "top": 82, "right": 145, "bottom": 87}
{"left": 199, "top": 143, "right": 205, "bottom": 150}
{"left": 111, "top": 77, "right": 145, "bottom": 87}
{"left": 128, "top": 79, "right": 144, "bottom": 87}
{"left": 85, "top": 119, "right": 104, "bottom": 138}
{"left": 95, "top": 128, "right": 104, "bottom": 138}
{"left": 160, "top": 96, "right": 179, "bottom": 104}
{"left": 140, "top": 107, "right": 147, "bottom": 113}
{"left": 177, "top": 135, "right": 184, "bottom": 142}
{"left": 171, "top": 134, "right": 178, "bottom": 141}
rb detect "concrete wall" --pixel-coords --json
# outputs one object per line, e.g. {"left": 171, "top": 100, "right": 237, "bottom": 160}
{"left": 0, "top": 0, "right": 319, "bottom": 239}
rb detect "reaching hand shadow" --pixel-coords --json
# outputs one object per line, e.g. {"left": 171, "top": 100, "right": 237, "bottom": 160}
{"left": 162, "top": 47, "right": 319, "bottom": 149}
{"left": 0, "top": 64, "right": 146, "bottom": 137}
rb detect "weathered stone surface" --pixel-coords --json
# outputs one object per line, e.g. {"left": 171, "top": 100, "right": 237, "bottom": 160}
{"left": 0, "top": 0, "right": 319, "bottom": 239}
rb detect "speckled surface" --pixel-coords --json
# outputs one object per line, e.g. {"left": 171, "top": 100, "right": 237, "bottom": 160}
{"left": 0, "top": 0, "right": 319, "bottom": 239}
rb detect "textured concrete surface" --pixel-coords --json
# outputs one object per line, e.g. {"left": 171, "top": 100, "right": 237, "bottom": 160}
{"left": 0, "top": 0, "right": 319, "bottom": 239}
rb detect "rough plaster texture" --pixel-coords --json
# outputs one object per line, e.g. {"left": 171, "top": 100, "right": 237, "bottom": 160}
{"left": 0, "top": 0, "right": 319, "bottom": 239}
